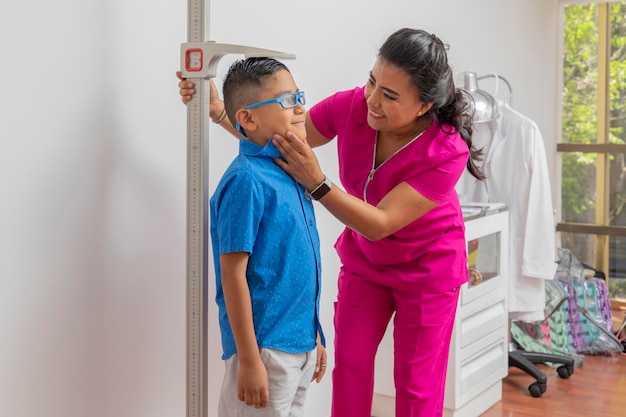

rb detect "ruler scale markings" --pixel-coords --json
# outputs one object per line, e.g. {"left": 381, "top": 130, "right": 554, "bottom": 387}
{"left": 186, "top": 1, "right": 207, "bottom": 417}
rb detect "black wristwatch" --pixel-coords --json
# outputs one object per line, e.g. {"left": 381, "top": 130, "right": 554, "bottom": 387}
{"left": 309, "top": 176, "right": 332, "bottom": 201}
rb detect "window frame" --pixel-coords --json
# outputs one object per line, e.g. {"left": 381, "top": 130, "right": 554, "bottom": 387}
{"left": 557, "top": 0, "right": 626, "bottom": 307}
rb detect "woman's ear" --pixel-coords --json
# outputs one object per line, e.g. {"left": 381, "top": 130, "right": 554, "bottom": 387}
{"left": 419, "top": 102, "right": 435, "bottom": 117}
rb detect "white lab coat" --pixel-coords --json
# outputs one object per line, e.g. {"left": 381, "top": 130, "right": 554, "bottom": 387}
{"left": 461, "top": 103, "right": 557, "bottom": 320}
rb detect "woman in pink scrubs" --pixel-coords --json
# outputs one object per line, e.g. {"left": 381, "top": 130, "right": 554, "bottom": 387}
{"left": 179, "top": 28, "right": 485, "bottom": 417}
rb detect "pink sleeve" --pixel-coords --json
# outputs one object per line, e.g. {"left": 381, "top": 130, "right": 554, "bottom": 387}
{"left": 309, "top": 87, "right": 365, "bottom": 139}
{"left": 406, "top": 137, "right": 469, "bottom": 202}
{"left": 309, "top": 94, "right": 337, "bottom": 139}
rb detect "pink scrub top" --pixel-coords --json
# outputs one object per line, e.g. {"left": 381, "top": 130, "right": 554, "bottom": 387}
{"left": 310, "top": 86, "right": 469, "bottom": 292}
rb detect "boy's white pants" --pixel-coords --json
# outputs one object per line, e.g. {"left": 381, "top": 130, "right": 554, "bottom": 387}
{"left": 218, "top": 348, "right": 317, "bottom": 417}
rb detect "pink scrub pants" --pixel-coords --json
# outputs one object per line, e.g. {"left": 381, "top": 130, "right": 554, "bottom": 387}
{"left": 331, "top": 267, "right": 460, "bottom": 417}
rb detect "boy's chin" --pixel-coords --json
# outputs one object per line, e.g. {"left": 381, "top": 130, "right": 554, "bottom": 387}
{"left": 292, "top": 128, "right": 307, "bottom": 141}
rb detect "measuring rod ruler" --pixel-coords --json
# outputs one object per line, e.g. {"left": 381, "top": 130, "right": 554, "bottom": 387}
{"left": 181, "top": 2, "right": 295, "bottom": 415}
{"left": 183, "top": 1, "right": 209, "bottom": 417}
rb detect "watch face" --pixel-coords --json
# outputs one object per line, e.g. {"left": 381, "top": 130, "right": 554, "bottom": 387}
{"left": 312, "top": 180, "right": 331, "bottom": 200}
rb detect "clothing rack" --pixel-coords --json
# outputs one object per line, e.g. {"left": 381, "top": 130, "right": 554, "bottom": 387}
{"left": 475, "top": 73, "right": 513, "bottom": 105}
{"left": 461, "top": 74, "right": 578, "bottom": 396}
{"left": 462, "top": 72, "right": 513, "bottom": 123}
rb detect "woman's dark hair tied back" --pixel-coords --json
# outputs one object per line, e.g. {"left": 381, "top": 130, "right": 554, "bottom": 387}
{"left": 378, "top": 28, "right": 485, "bottom": 181}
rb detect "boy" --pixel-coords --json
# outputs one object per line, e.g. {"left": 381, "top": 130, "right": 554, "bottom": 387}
{"left": 210, "top": 57, "right": 326, "bottom": 417}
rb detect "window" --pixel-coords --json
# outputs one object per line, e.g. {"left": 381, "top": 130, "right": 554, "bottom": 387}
{"left": 559, "top": 1, "right": 626, "bottom": 301}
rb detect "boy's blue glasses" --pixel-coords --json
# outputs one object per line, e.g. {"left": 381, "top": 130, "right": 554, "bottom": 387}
{"left": 243, "top": 91, "right": 306, "bottom": 109}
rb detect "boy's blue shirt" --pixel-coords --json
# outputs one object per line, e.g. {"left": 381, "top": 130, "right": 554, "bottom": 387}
{"left": 210, "top": 139, "right": 325, "bottom": 360}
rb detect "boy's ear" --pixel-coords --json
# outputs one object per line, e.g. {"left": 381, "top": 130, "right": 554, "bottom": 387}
{"left": 236, "top": 109, "right": 258, "bottom": 133}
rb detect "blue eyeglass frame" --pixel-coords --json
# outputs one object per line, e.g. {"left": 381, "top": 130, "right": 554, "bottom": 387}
{"left": 243, "top": 91, "right": 306, "bottom": 110}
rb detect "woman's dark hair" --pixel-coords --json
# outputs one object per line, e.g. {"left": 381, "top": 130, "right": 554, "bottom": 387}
{"left": 222, "top": 57, "right": 290, "bottom": 129}
{"left": 378, "top": 28, "right": 485, "bottom": 180}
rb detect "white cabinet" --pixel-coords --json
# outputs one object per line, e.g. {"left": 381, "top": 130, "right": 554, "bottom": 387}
{"left": 372, "top": 208, "right": 509, "bottom": 417}
{"left": 443, "top": 209, "right": 509, "bottom": 416}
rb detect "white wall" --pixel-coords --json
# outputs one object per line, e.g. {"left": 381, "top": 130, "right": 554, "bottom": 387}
{"left": 1, "top": 1, "right": 187, "bottom": 416}
{"left": 0, "top": 1, "right": 558, "bottom": 417}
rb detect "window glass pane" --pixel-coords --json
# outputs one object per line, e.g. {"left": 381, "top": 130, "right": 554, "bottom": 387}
{"left": 563, "top": 4, "right": 598, "bottom": 144}
{"left": 606, "top": 3, "right": 626, "bottom": 299}
{"left": 560, "top": 232, "right": 597, "bottom": 267}
{"left": 608, "top": 152, "right": 626, "bottom": 292}
{"left": 561, "top": 152, "right": 597, "bottom": 223}
{"left": 610, "top": 236, "right": 626, "bottom": 293}
{"left": 609, "top": 2, "right": 626, "bottom": 148}
{"left": 560, "top": 233, "right": 625, "bottom": 298}
{"left": 609, "top": 153, "right": 626, "bottom": 226}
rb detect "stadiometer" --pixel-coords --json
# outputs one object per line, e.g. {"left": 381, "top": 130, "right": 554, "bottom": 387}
{"left": 180, "top": 1, "right": 294, "bottom": 416}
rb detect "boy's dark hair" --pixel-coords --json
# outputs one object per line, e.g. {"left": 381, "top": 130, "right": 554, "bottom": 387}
{"left": 222, "top": 57, "right": 290, "bottom": 128}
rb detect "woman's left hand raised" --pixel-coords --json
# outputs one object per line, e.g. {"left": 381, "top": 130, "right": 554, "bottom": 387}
{"left": 272, "top": 131, "right": 325, "bottom": 192}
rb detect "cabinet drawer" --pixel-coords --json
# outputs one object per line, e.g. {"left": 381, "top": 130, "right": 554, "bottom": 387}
{"left": 461, "top": 273, "right": 504, "bottom": 306}
{"left": 460, "top": 298, "right": 506, "bottom": 348}
{"left": 459, "top": 337, "right": 507, "bottom": 397}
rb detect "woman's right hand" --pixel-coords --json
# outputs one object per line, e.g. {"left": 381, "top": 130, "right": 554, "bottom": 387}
{"left": 178, "top": 72, "right": 241, "bottom": 137}
{"left": 176, "top": 71, "right": 196, "bottom": 105}
{"left": 176, "top": 72, "right": 224, "bottom": 120}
